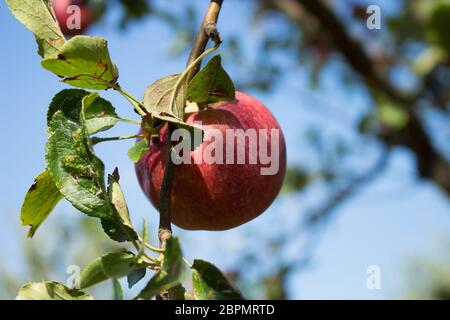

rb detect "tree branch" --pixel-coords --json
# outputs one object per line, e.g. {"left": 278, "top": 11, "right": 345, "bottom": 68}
{"left": 264, "top": 0, "right": 450, "bottom": 196}
{"left": 157, "top": 0, "right": 224, "bottom": 249}
{"left": 306, "top": 149, "right": 390, "bottom": 225}
{"left": 186, "top": 0, "right": 223, "bottom": 80}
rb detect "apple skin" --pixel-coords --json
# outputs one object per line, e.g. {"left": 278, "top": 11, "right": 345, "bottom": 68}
{"left": 135, "top": 92, "right": 287, "bottom": 231}
{"left": 51, "top": 0, "right": 92, "bottom": 36}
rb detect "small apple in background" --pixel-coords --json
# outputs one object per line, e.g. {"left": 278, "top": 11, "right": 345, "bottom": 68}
{"left": 51, "top": 0, "right": 93, "bottom": 36}
{"left": 136, "top": 92, "right": 287, "bottom": 231}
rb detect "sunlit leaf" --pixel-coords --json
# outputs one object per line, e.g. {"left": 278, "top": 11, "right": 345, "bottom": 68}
{"left": 6, "top": 0, "right": 65, "bottom": 58}
{"left": 20, "top": 170, "right": 63, "bottom": 237}
{"left": 128, "top": 139, "right": 149, "bottom": 163}
{"left": 41, "top": 36, "right": 119, "bottom": 90}
{"left": 16, "top": 281, "right": 93, "bottom": 300}
{"left": 47, "top": 89, "right": 119, "bottom": 135}
{"left": 187, "top": 55, "right": 235, "bottom": 104}
{"left": 80, "top": 251, "right": 145, "bottom": 289}
{"left": 143, "top": 74, "right": 186, "bottom": 119}
{"left": 106, "top": 168, "right": 138, "bottom": 241}
{"left": 46, "top": 95, "right": 111, "bottom": 220}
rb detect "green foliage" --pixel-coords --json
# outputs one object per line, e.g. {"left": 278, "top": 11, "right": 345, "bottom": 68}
{"left": 7, "top": 0, "right": 243, "bottom": 301}
{"left": 79, "top": 256, "right": 109, "bottom": 289}
{"left": 128, "top": 139, "right": 150, "bottom": 163}
{"left": 20, "top": 170, "right": 62, "bottom": 237}
{"left": 187, "top": 55, "right": 235, "bottom": 104}
{"left": 137, "top": 237, "right": 184, "bottom": 299}
{"left": 46, "top": 93, "right": 111, "bottom": 220}
{"left": 106, "top": 169, "right": 138, "bottom": 241}
{"left": 5, "top": 0, "right": 65, "bottom": 58}
{"left": 82, "top": 93, "right": 120, "bottom": 134}
{"left": 80, "top": 251, "right": 146, "bottom": 289}
{"left": 16, "top": 281, "right": 93, "bottom": 300}
{"left": 41, "top": 36, "right": 119, "bottom": 90}
{"left": 192, "top": 260, "right": 243, "bottom": 300}
{"left": 144, "top": 74, "right": 186, "bottom": 119}
{"left": 47, "top": 89, "right": 119, "bottom": 134}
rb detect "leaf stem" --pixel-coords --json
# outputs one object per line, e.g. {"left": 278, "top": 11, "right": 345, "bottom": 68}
{"left": 182, "top": 257, "right": 192, "bottom": 268}
{"left": 91, "top": 134, "right": 142, "bottom": 145}
{"left": 113, "top": 85, "right": 147, "bottom": 117}
{"left": 118, "top": 118, "right": 141, "bottom": 125}
{"left": 142, "top": 240, "right": 166, "bottom": 254}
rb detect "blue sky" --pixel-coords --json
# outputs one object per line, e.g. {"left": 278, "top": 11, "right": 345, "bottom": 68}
{"left": 0, "top": 0, "right": 449, "bottom": 299}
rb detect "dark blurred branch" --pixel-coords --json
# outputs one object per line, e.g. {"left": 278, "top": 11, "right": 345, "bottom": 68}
{"left": 263, "top": 0, "right": 450, "bottom": 196}
{"left": 307, "top": 149, "right": 390, "bottom": 225}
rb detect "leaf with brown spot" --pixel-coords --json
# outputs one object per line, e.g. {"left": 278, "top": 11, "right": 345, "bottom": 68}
{"left": 21, "top": 170, "right": 63, "bottom": 237}
{"left": 41, "top": 36, "right": 119, "bottom": 90}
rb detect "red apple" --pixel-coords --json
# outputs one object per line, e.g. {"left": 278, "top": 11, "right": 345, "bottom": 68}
{"left": 51, "top": 0, "right": 92, "bottom": 36}
{"left": 136, "top": 92, "right": 287, "bottom": 231}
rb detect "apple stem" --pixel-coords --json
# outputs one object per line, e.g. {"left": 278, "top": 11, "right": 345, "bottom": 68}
{"left": 157, "top": 0, "right": 224, "bottom": 250}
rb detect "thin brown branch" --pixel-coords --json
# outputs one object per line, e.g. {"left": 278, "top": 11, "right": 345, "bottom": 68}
{"left": 157, "top": 0, "right": 225, "bottom": 249}
{"left": 186, "top": 0, "right": 223, "bottom": 80}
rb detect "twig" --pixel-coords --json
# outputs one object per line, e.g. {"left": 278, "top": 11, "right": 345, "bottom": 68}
{"left": 157, "top": 0, "right": 224, "bottom": 249}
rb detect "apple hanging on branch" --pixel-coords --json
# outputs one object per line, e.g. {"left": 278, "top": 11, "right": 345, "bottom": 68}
{"left": 135, "top": 87, "right": 287, "bottom": 230}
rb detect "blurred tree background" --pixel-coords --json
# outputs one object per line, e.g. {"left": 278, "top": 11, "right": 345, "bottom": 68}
{"left": 1, "top": 0, "right": 449, "bottom": 299}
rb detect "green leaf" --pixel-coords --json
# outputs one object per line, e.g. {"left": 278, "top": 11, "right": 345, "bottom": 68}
{"left": 82, "top": 92, "right": 120, "bottom": 134}
{"left": 143, "top": 74, "right": 186, "bottom": 119}
{"left": 106, "top": 168, "right": 138, "bottom": 241}
{"left": 143, "top": 74, "right": 205, "bottom": 151}
{"left": 127, "top": 268, "right": 147, "bottom": 289}
{"left": 102, "top": 251, "right": 141, "bottom": 279}
{"left": 137, "top": 237, "right": 184, "bottom": 299}
{"left": 80, "top": 251, "right": 144, "bottom": 289}
{"left": 192, "top": 259, "right": 243, "bottom": 300}
{"left": 16, "top": 281, "right": 93, "bottom": 300}
{"left": 48, "top": 89, "right": 119, "bottom": 135}
{"left": 187, "top": 55, "right": 235, "bottom": 104}
{"left": 46, "top": 94, "right": 111, "bottom": 220}
{"left": 112, "top": 279, "right": 124, "bottom": 300}
{"left": 128, "top": 139, "right": 149, "bottom": 163}
{"left": 79, "top": 257, "right": 108, "bottom": 289}
{"left": 6, "top": 0, "right": 65, "bottom": 58}
{"left": 20, "top": 170, "right": 63, "bottom": 237}
{"left": 41, "top": 36, "right": 119, "bottom": 90}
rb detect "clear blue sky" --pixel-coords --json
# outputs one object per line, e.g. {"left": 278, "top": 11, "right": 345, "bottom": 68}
{"left": 0, "top": 0, "right": 449, "bottom": 299}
